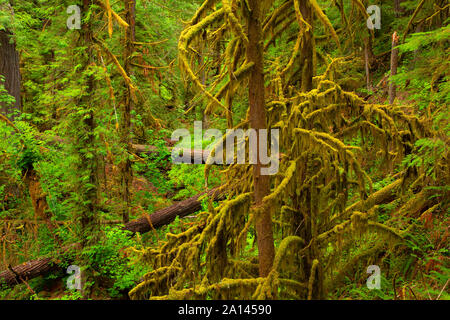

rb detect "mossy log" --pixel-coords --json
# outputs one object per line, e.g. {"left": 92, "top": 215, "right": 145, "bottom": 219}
{"left": 123, "top": 187, "right": 224, "bottom": 234}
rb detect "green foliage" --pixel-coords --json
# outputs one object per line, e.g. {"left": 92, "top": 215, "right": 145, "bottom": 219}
{"left": 343, "top": 275, "right": 394, "bottom": 300}
{"left": 81, "top": 226, "right": 148, "bottom": 298}
{"left": 0, "top": 0, "right": 448, "bottom": 301}
{"left": 0, "top": 76, "right": 16, "bottom": 108}
{"left": 168, "top": 163, "right": 222, "bottom": 200}
{"left": 403, "top": 138, "right": 446, "bottom": 178}
{"left": 393, "top": 24, "right": 449, "bottom": 111}
{"left": 53, "top": 290, "right": 84, "bottom": 301}
{"left": 398, "top": 24, "right": 450, "bottom": 53}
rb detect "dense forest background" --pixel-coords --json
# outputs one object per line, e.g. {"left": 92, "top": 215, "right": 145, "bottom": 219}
{"left": 0, "top": 0, "right": 448, "bottom": 300}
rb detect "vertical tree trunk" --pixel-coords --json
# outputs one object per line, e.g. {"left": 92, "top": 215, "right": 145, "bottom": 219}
{"left": 389, "top": 32, "right": 399, "bottom": 104}
{"left": 299, "top": 0, "right": 325, "bottom": 300}
{"left": 299, "top": 0, "right": 314, "bottom": 92}
{"left": 23, "top": 169, "right": 62, "bottom": 244}
{"left": 364, "top": 38, "right": 372, "bottom": 91}
{"left": 0, "top": 3, "right": 22, "bottom": 119}
{"left": 66, "top": 0, "right": 101, "bottom": 297}
{"left": 394, "top": 0, "right": 403, "bottom": 17}
{"left": 120, "top": 0, "right": 136, "bottom": 224}
{"left": 77, "top": 0, "right": 99, "bottom": 246}
{"left": 198, "top": 31, "right": 210, "bottom": 130}
{"left": 246, "top": 0, "right": 275, "bottom": 278}
{"left": 411, "top": 23, "right": 423, "bottom": 70}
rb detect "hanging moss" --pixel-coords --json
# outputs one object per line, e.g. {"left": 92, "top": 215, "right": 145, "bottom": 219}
{"left": 130, "top": 0, "right": 431, "bottom": 301}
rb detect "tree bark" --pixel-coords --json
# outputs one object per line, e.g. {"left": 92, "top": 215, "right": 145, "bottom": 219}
{"left": 75, "top": 0, "right": 100, "bottom": 248}
{"left": 0, "top": 3, "right": 22, "bottom": 119}
{"left": 0, "top": 257, "right": 54, "bottom": 288}
{"left": 364, "top": 38, "right": 373, "bottom": 91}
{"left": 394, "top": 0, "right": 404, "bottom": 17}
{"left": 299, "top": 0, "right": 314, "bottom": 92}
{"left": 389, "top": 32, "right": 399, "bottom": 104}
{"left": 124, "top": 187, "right": 224, "bottom": 234}
{"left": 119, "top": 0, "right": 136, "bottom": 224}
{"left": 297, "top": 1, "right": 324, "bottom": 299}
{"left": 23, "top": 169, "right": 61, "bottom": 242}
{"left": 246, "top": 0, "right": 275, "bottom": 278}
{"left": 132, "top": 144, "right": 211, "bottom": 164}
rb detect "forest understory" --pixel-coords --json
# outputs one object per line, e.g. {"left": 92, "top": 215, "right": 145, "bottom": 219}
{"left": 0, "top": 0, "right": 449, "bottom": 300}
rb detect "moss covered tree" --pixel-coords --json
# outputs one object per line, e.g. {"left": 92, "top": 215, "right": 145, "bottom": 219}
{"left": 0, "top": 0, "right": 447, "bottom": 302}
{"left": 119, "top": 0, "right": 136, "bottom": 224}
{"left": 129, "top": 0, "right": 436, "bottom": 300}
{"left": 72, "top": 0, "right": 100, "bottom": 247}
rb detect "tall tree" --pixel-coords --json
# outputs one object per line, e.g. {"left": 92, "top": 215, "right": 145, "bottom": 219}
{"left": 298, "top": 0, "right": 314, "bottom": 92}
{"left": 389, "top": 31, "right": 399, "bottom": 104}
{"left": 119, "top": 0, "right": 136, "bottom": 224}
{"left": 72, "top": 0, "right": 100, "bottom": 250}
{"left": 245, "top": 0, "right": 275, "bottom": 277}
{"left": 0, "top": 2, "right": 21, "bottom": 118}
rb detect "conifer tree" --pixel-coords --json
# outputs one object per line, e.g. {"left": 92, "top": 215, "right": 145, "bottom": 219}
{"left": 245, "top": 0, "right": 275, "bottom": 278}
{"left": 73, "top": 0, "right": 100, "bottom": 246}
{"left": 119, "top": 0, "right": 136, "bottom": 224}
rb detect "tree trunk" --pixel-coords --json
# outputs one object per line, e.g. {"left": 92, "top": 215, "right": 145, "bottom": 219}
{"left": 299, "top": 0, "right": 314, "bottom": 92}
{"left": 76, "top": 0, "right": 99, "bottom": 247}
{"left": 246, "top": 0, "right": 275, "bottom": 278}
{"left": 364, "top": 37, "right": 373, "bottom": 92}
{"left": 0, "top": 4, "right": 22, "bottom": 119}
{"left": 0, "top": 257, "right": 54, "bottom": 288}
{"left": 297, "top": 1, "right": 325, "bottom": 299}
{"left": 23, "top": 169, "right": 61, "bottom": 243}
{"left": 389, "top": 32, "right": 399, "bottom": 104}
{"left": 120, "top": 0, "right": 136, "bottom": 224}
{"left": 394, "top": 0, "right": 404, "bottom": 17}
{"left": 198, "top": 31, "right": 210, "bottom": 130}
{"left": 132, "top": 144, "right": 210, "bottom": 164}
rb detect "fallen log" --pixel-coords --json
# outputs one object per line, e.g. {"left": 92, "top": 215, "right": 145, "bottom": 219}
{"left": 0, "top": 258, "right": 54, "bottom": 288}
{"left": 0, "top": 188, "right": 224, "bottom": 289}
{"left": 132, "top": 144, "right": 210, "bottom": 164}
{"left": 0, "top": 243, "right": 81, "bottom": 288}
{"left": 124, "top": 188, "right": 224, "bottom": 234}
{"left": 40, "top": 135, "right": 280, "bottom": 165}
